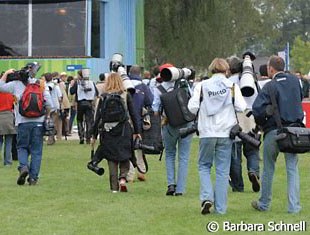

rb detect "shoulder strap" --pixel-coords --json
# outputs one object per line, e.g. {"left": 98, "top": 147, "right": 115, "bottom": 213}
{"left": 267, "top": 83, "right": 283, "bottom": 128}
{"left": 157, "top": 85, "right": 167, "bottom": 94}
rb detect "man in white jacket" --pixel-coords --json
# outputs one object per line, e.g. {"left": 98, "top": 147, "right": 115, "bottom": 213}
{"left": 188, "top": 58, "right": 246, "bottom": 215}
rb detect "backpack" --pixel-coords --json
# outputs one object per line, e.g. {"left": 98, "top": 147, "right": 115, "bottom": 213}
{"left": 19, "top": 80, "right": 46, "bottom": 118}
{"left": 158, "top": 81, "right": 195, "bottom": 127}
{"left": 142, "top": 110, "right": 164, "bottom": 155}
{"left": 100, "top": 92, "right": 128, "bottom": 123}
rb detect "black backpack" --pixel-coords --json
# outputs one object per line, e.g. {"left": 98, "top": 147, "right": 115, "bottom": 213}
{"left": 158, "top": 81, "right": 195, "bottom": 127}
{"left": 100, "top": 92, "right": 128, "bottom": 123}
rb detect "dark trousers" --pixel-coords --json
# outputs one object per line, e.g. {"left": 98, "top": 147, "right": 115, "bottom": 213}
{"left": 77, "top": 101, "right": 94, "bottom": 141}
{"left": 107, "top": 160, "right": 129, "bottom": 191}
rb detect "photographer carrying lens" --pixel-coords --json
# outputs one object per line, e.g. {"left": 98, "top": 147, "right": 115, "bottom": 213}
{"left": 126, "top": 65, "right": 154, "bottom": 182}
{"left": 70, "top": 69, "right": 98, "bottom": 144}
{"left": 0, "top": 63, "right": 52, "bottom": 185}
{"left": 152, "top": 63, "right": 194, "bottom": 196}
{"left": 88, "top": 73, "right": 141, "bottom": 193}
{"left": 188, "top": 58, "right": 246, "bottom": 214}
{"left": 251, "top": 55, "right": 303, "bottom": 213}
{"left": 226, "top": 55, "right": 261, "bottom": 193}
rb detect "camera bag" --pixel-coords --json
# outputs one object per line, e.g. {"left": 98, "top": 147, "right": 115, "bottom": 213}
{"left": 141, "top": 110, "right": 164, "bottom": 155}
{"left": 268, "top": 85, "right": 310, "bottom": 154}
{"left": 158, "top": 83, "right": 195, "bottom": 127}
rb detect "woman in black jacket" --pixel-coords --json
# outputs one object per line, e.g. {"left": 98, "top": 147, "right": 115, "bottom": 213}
{"left": 89, "top": 73, "right": 141, "bottom": 193}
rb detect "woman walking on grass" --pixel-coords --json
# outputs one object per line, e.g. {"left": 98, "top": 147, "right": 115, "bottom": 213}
{"left": 89, "top": 73, "right": 141, "bottom": 193}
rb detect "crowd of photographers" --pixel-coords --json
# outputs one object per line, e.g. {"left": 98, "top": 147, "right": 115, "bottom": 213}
{"left": 0, "top": 52, "right": 309, "bottom": 215}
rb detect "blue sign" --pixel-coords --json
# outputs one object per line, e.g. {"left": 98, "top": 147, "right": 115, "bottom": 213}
{"left": 66, "top": 64, "right": 83, "bottom": 71}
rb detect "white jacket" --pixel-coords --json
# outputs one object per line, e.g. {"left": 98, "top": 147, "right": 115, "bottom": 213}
{"left": 188, "top": 73, "right": 246, "bottom": 138}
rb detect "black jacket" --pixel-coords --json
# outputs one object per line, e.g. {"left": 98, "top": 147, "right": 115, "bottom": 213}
{"left": 252, "top": 72, "right": 304, "bottom": 134}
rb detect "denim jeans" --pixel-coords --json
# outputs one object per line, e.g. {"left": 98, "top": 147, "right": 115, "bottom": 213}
{"left": 257, "top": 129, "right": 301, "bottom": 213}
{"left": 199, "top": 137, "right": 232, "bottom": 214}
{"left": 162, "top": 123, "right": 192, "bottom": 194}
{"left": 230, "top": 141, "right": 260, "bottom": 191}
{"left": 229, "top": 142, "right": 244, "bottom": 191}
{"left": 17, "top": 122, "right": 44, "bottom": 181}
{"left": 0, "top": 134, "right": 13, "bottom": 165}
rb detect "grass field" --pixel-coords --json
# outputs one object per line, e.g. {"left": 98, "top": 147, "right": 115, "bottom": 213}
{"left": 0, "top": 138, "right": 309, "bottom": 235}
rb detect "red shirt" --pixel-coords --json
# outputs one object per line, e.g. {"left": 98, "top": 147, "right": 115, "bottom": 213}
{"left": 0, "top": 92, "right": 14, "bottom": 112}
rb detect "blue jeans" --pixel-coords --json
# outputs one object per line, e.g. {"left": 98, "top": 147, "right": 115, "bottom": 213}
{"left": 257, "top": 130, "right": 301, "bottom": 213}
{"left": 199, "top": 137, "right": 232, "bottom": 214}
{"left": 162, "top": 124, "right": 192, "bottom": 194}
{"left": 0, "top": 134, "right": 13, "bottom": 165}
{"left": 17, "top": 122, "right": 44, "bottom": 181}
{"left": 230, "top": 141, "right": 260, "bottom": 191}
{"left": 229, "top": 142, "right": 244, "bottom": 191}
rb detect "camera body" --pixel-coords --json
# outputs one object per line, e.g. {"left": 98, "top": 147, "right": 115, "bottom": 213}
{"left": 229, "top": 124, "right": 261, "bottom": 148}
{"left": 6, "top": 62, "right": 41, "bottom": 83}
{"left": 160, "top": 67, "right": 194, "bottom": 82}
{"left": 7, "top": 69, "right": 29, "bottom": 82}
{"left": 179, "top": 122, "right": 198, "bottom": 138}
{"left": 133, "top": 138, "right": 156, "bottom": 152}
{"left": 44, "top": 118, "right": 56, "bottom": 136}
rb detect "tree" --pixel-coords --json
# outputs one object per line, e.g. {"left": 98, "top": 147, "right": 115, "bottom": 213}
{"left": 291, "top": 36, "right": 310, "bottom": 74}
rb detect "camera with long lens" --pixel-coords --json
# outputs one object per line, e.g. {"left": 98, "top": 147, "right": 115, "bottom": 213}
{"left": 7, "top": 62, "right": 41, "bottom": 83}
{"left": 239, "top": 52, "right": 257, "bottom": 97}
{"left": 87, "top": 161, "right": 104, "bottom": 176}
{"left": 179, "top": 122, "right": 198, "bottom": 138}
{"left": 229, "top": 124, "right": 261, "bottom": 148}
{"left": 160, "top": 67, "right": 194, "bottom": 82}
{"left": 109, "top": 53, "right": 124, "bottom": 72}
{"left": 133, "top": 138, "right": 156, "bottom": 152}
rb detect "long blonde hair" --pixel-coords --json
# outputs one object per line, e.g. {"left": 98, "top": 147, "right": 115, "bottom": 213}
{"left": 104, "top": 73, "right": 125, "bottom": 93}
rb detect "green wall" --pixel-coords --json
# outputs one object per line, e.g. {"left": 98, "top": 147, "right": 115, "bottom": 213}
{"left": 0, "top": 58, "right": 87, "bottom": 78}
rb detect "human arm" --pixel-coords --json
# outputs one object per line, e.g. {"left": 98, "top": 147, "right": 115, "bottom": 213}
{"left": 127, "top": 93, "right": 141, "bottom": 135}
{"left": 0, "top": 69, "right": 16, "bottom": 93}
{"left": 188, "top": 82, "right": 201, "bottom": 115}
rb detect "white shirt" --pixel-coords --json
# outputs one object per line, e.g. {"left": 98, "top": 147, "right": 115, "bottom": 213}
{"left": 188, "top": 73, "right": 246, "bottom": 138}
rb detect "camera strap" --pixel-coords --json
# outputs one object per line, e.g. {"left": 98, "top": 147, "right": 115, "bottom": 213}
{"left": 267, "top": 83, "right": 283, "bottom": 128}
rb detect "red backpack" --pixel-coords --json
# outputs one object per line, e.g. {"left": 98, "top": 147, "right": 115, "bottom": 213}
{"left": 19, "top": 80, "right": 45, "bottom": 118}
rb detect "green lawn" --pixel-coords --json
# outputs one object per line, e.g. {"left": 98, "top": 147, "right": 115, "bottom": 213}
{"left": 0, "top": 138, "right": 309, "bottom": 235}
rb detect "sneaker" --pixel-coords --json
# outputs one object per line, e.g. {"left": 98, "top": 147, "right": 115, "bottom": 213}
{"left": 27, "top": 178, "right": 37, "bottom": 186}
{"left": 201, "top": 200, "right": 212, "bottom": 215}
{"left": 166, "top": 184, "right": 176, "bottom": 196}
{"left": 248, "top": 173, "right": 260, "bottom": 192}
{"left": 251, "top": 201, "right": 264, "bottom": 211}
{"left": 79, "top": 139, "right": 84, "bottom": 144}
{"left": 111, "top": 190, "right": 118, "bottom": 193}
{"left": 119, "top": 178, "right": 128, "bottom": 192}
{"left": 137, "top": 173, "right": 146, "bottom": 181}
{"left": 17, "top": 167, "right": 29, "bottom": 185}
{"left": 175, "top": 193, "right": 183, "bottom": 196}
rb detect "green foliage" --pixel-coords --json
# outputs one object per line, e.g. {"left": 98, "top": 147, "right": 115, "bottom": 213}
{"left": 145, "top": 0, "right": 310, "bottom": 70}
{"left": 291, "top": 36, "right": 310, "bottom": 74}
{"left": 1, "top": 139, "right": 310, "bottom": 234}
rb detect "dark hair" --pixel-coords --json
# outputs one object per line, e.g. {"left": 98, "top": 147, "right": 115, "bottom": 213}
{"left": 67, "top": 76, "right": 74, "bottom": 83}
{"left": 259, "top": 64, "right": 268, "bottom": 77}
{"left": 44, "top": 72, "right": 53, "bottom": 82}
{"left": 227, "top": 56, "right": 242, "bottom": 74}
{"left": 268, "top": 56, "right": 285, "bottom": 72}
{"left": 99, "top": 73, "right": 106, "bottom": 81}
{"left": 152, "top": 66, "right": 160, "bottom": 77}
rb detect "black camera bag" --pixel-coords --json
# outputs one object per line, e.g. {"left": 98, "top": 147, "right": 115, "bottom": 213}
{"left": 276, "top": 127, "right": 310, "bottom": 153}
{"left": 142, "top": 111, "right": 164, "bottom": 155}
{"left": 268, "top": 84, "right": 310, "bottom": 154}
{"left": 158, "top": 84, "right": 195, "bottom": 127}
